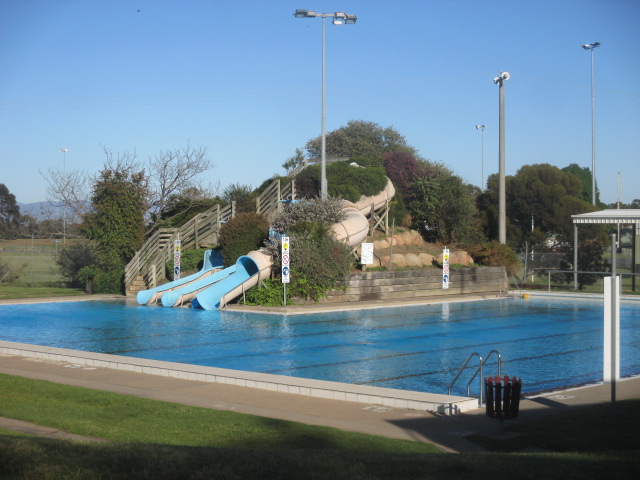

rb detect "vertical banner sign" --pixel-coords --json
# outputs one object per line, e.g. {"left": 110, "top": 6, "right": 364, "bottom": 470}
{"left": 281, "top": 236, "right": 290, "bottom": 284}
{"left": 173, "top": 238, "right": 181, "bottom": 280}
{"left": 442, "top": 247, "right": 450, "bottom": 289}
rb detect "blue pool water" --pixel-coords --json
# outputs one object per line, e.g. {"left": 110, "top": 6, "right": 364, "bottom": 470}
{"left": 1, "top": 296, "right": 639, "bottom": 396}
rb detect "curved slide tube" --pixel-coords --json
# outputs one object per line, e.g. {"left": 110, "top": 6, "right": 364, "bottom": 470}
{"left": 191, "top": 250, "right": 272, "bottom": 310}
{"left": 136, "top": 250, "right": 223, "bottom": 305}
{"left": 161, "top": 265, "right": 236, "bottom": 307}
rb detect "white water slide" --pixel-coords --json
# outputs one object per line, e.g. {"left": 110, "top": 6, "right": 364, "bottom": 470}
{"left": 137, "top": 180, "right": 395, "bottom": 310}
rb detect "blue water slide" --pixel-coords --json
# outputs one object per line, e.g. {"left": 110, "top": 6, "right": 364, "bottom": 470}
{"left": 135, "top": 250, "right": 223, "bottom": 305}
{"left": 161, "top": 264, "right": 236, "bottom": 307}
{"left": 191, "top": 255, "right": 262, "bottom": 311}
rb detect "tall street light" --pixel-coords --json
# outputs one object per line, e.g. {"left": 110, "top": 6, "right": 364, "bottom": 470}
{"left": 59, "top": 148, "right": 68, "bottom": 245}
{"left": 475, "top": 124, "right": 486, "bottom": 191}
{"left": 293, "top": 9, "right": 357, "bottom": 199}
{"left": 493, "top": 72, "right": 509, "bottom": 245}
{"left": 582, "top": 42, "right": 600, "bottom": 206}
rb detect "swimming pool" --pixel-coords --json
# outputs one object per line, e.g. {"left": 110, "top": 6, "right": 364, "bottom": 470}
{"left": 1, "top": 296, "right": 638, "bottom": 396}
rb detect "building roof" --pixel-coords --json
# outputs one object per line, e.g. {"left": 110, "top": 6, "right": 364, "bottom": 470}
{"left": 571, "top": 209, "right": 640, "bottom": 225}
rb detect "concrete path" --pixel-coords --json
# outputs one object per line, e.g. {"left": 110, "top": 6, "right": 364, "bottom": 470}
{"left": 1, "top": 354, "right": 638, "bottom": 453}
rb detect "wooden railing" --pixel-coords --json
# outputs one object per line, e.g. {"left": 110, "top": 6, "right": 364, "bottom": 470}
{"left": 256, "top": 179, "right": 295, "bottom": 222}
{"left": 124, "top": 202, "right": 236, "bottom": 292}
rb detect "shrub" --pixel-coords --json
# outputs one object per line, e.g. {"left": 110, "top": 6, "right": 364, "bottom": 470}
{"left": 293, "top": 162, "right": 387, "bottom": 202}
{"left": 55, "top": 243, "right": 97, "bottom": 288}
{"left": 218, "top": 213, "right": 270, "bottom": 267}
{"left": 269, "top": 197, "right": 345, "bottom": 238}
{"left": 0, "top": 259, "right": 21, "bottom": 283}
{"left": 465, "top": 241, "right": 520, "bottom": 277}
{"left": 327, "top": 162, "right": 387, "bottom": 201}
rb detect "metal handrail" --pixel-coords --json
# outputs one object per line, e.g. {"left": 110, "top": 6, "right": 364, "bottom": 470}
{"left": 448, "top": 350, "right": 502, "bottom": 406}
{"left": 448, "top": 352, "right": 483, "bottom": 405}
{"left": 466, "top": 350, "right": 502, "bottom": 398}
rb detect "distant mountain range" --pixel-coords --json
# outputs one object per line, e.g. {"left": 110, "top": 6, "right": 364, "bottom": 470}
{"left": 18, "top": 202, "right": 67, "bottom": 221}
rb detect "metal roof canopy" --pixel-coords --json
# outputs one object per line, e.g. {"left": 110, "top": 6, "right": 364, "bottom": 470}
{"left": 572, "top": 209, "right": 640, "bottom": 229}
{"left": 571, "top": 209, "right": 639, "bottom": 291}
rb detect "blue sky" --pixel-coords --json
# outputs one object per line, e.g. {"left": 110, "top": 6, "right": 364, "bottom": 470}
{"left": 1, "top": 0, "right": 639, "bottom": 206}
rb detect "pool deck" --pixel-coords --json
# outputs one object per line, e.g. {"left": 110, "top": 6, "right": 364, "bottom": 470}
{"left": 1, "top": 351, "right": 638, "bottom": 453}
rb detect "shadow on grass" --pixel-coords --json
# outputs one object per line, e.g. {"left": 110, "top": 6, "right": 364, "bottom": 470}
{"left": 1, "top": 435, "right": 639, "bottom": 480}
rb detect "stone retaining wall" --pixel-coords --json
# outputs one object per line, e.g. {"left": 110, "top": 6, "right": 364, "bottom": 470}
{"left": 319, "top": 266, "right": 507, "bottom": 303}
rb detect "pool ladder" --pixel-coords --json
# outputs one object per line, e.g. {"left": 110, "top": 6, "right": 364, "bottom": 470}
{"left": 447, "top": 350, "right": 502, "bottom": 406}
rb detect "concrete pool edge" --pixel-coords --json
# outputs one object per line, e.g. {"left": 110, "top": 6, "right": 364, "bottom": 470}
{"left": 0, "top": 340, "right": 478, "bottom": 415}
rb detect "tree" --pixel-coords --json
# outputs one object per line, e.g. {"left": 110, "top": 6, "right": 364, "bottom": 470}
{"left": 156, "top": 187, "right": 225, "bottom": 228}
{"left": 478, "top": 164, "right": 596, "bottom": 246}
{"left": 282, "top": 148, "right": 306, "bottom": 174}
{"left": 562, "top": 163, "right": 599, "bottom": 205}
{"left": 222, "top": 183, "right": 255, "bottom": 213}
{"left": 0, "top": 183, "right": 20, "bottom": 239}
{"left": 43, "top": 167, "right": 90, "bottom": 224}
{"left": 305, "top": 120, "right": 417, "bottom": 165}
{"left": 409, "top": 174, "right": 482, "bottom": 244}
{"left": 146, "top": 144, "right": 213, "bottom": 230}
{"left": 82, "top": 155, "right": 148, "bottom": 293}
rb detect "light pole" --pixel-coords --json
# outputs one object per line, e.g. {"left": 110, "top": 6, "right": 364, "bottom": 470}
{"left": 475, "top": 124, "right": 486, "bottom": 191}
{"left": 293, "top": 9, "right": 357, "bottom": 199}
{"left": 493, "top": 72, "right": 509, "bottom": 245}
{"left": 59, "top": 148, "right": 68, "bottom": 244}
{"left": 582, "top": 42, "right": 600, "bottom": 206}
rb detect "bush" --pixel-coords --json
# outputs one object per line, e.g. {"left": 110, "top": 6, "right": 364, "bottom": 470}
{"left": 268, "top": 221, "right": 352, "bottom": 302}
{"left": 327, "top": 162, "right": 387, "bottom": 202}
{"left": 293, "top": 162, "right": 387, "bottom": 202}
{"left": 465, "top": 241, "right": 520, "bottom": 277}
{"left": 218, "top": 213, "right": 270, "bottom": 267}
{"left": 77, "top": 264, "right": 123, "bottom": 294}
{"left": 0, "top": 259, "right": 21, "bottom": 283}
{"left": 55, "top": 243, "right": 97, "bottom": 288}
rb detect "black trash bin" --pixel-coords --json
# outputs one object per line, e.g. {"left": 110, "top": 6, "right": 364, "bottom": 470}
{"left": 485, "top": 375, "right": 522, "bottom": 419}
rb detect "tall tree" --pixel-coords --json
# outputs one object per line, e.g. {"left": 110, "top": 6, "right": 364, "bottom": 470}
{"left": 478, "top": 163, "right": 597, "bottom": 246}
{"left": 0, "top": 183, "right": 21, "bottom": 239}
{"left": 82, "top": 156, "right": 148, "bottom": 292}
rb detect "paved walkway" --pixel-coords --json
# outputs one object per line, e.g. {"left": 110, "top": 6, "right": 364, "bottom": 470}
{"left": 1, "top": 354, "right": 638, "bottom": 453}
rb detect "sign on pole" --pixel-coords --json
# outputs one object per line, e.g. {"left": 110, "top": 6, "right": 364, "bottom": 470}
{"left": 173, "top": 238, "right": 181, "bottom": 280}
{"left": 442, "top": 247, "right": 449, "bottom": 289}
{"left": 281, "top": 236, "right": 290, "bottom": 284}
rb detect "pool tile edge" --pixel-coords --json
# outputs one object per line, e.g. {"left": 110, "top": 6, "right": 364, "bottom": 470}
{"left": 0, "top": 340, "right": 477, "bottom": 415}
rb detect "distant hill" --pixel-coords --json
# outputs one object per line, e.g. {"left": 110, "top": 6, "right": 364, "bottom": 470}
{"left": 18, "top": 202, "right": 65, "bottom": 221}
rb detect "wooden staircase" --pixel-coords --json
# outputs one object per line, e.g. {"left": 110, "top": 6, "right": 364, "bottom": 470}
{"left": 124, "top": 178, "right": 297, "bottom": 294}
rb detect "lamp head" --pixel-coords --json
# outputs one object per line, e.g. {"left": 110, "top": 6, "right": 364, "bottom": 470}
{"left": 293, "top": 9, "right": 316, "bottom": 18}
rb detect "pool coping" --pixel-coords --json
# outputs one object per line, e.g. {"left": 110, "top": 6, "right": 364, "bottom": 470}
{"left": 0, "top": 340, "right": 478, "bottom": 415}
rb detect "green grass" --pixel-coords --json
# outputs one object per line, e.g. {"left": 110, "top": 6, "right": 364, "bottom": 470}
{"left": 0, "top": 285, "right": 85, "bottom": 299}
{"left": 0, "top": 373, "right": 439, "bottom": 453}
{"left": 0, "top": 374, "right": 639, "bottom": 479}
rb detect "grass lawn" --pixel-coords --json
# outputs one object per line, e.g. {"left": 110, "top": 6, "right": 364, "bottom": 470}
{"left": 0, "top": 285, "right": 85, "bottom": 299}
{"left": 0, "top": 374, "right": 638, "bottom": 479}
